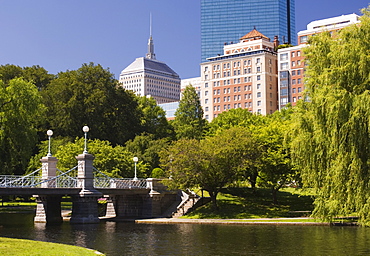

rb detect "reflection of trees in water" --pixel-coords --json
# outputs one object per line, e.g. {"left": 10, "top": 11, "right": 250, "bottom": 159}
{"left": 4, "top": 213, "right": 370, "bottom": 255}
{"left": 71, "top": 224, "right": 100, "bottom": 248}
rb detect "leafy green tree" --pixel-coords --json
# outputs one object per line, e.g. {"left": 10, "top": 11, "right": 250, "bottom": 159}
{"left": 161, "top": 127, "right": 260, "bottom": 210}
{"left": 208, "top": 108, "right": 263, "bottom": 135}
{"left": 151, "top": 168, "right": 165, "bottom": 178}
{"left": 22, "top": 65, "right": 55, "bottom": 90}
{"left": 173, "top": 84, "right": 207, "bottom": 140}
{"left": 125, "top": 133, "right": 170, "bottom": 175}
{"left": 209, "top": 107, "right": 295, "bottom": 203}
{"left": 42, "top": 63, "right": 143, "bottom": 145}
{"left": 291, "top": 8, "right": 370, "bottom": 225}
{"left": 0, "top": 78, "right": 45, "bottom": 174}
{"left": 0, "top": 64, "right": 23, "bottom": 84}
{"left": 137, "top": 96, "right": 174, "bottom": 139}
{"left": 0, "top": 64, "right": 54, "bottom": 89}
{"left": 54, "top": 138, "right": 149, "bottom": 178}
{"left": 255, "top": 109, "right": 296, "bottom": 204}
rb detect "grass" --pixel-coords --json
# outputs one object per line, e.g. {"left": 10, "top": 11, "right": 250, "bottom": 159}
{"left": 185, "top": 187, "right": 315, "bottom": 219}
{"left": 0, "top": 237, "right": 104, "bottom": 255}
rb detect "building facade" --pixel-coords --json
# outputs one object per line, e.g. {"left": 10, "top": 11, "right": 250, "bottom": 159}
{"left": 277, "top": 13, "right": 360, "bottom": 109}
{"left": 201, "top": 0, "right": 295, "bottom": 62}
{"left": 200, "top": 29, "right": 279, "bottom": 121}
{"left": 119, "top": 34, "right": 181, "bottom": 104}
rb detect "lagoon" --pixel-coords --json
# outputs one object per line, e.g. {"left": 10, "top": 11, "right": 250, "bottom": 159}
{"left": 0, "top": 212, "right": 369, "bottom": 255}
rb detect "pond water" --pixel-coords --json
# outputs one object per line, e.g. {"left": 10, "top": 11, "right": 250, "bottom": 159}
{"left": 0, "top": 212, "right": 369, "bottom": 255}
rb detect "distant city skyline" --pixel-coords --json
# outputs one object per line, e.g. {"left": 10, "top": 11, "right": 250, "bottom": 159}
{"left": 0, "top": 1, "right": 368, "bottom": 80}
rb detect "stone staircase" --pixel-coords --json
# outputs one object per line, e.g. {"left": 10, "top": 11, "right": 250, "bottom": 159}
{"left": 171, "top": 190, "right": 210, "bottom": 218}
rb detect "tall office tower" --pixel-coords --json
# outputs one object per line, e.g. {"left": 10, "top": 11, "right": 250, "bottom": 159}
{"left": 119, "top": 33, "right": 181, "bottom": 104}
{"left": 277, "top": 13, "right": 360, "bottom": 109}
{"left": 200, "top": 28, "right": 279, "bottom": 121}
{"left": 201, "top": 0, "right": 295, "bottom": 62}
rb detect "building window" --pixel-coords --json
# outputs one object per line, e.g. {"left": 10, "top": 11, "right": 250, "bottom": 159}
{"left": 256, "top": 58, "right": 261, "bottom": 63}
{"left": 205, "top": 66, "right": 208, "bottom": 72}
{"left": 257, "top": 109, "right": 261, "bottom": 114}
{"left": 298, "top": 87, "right": 302, "bottom": 93}
{"left": 297, "top": 70, "right": 301, "bottom": 75}
{"left": 280, "top": 53, "right": 288, "bottom": 61}
{"left": 298, "top": 78, "right": 302, "bottom": 84}
{"left": 205, "top": 99, "right": 208, "bottom": 104}
{"left": 257, "top": 84, "right": 261, "bottom": 90}
{"left": 297, "top": 51, "right": 301, "bottom": 56}
{"left": 293, "top": 97, "right": 297, "bottom": 102}
{"left": 292, "top": 71, "right": 296, "bottom": 76}
{"left": 292, "top": 88, "right": 296, "bottom": 93}
{"left": 292, "top": 61, "right": 295, "bottom": 67}
{"left": 292, "top": 79, "right": 296, "bottom": 85}
{"left": 257, "top": 100, "right": 261, "bottom": 106}
{"left": 205, "top": 107, "right": 209, "bottom": 112}
{"left": 257, "top": 92, "right": 261, "bottom": 98}
{"left": 291, "top": 52, "right": 295, "bottom": 58}
{"left": 205, "top": 75, "right": 208, "bottom": 80}
{"left": 257, "top": 67, "right": 261, "bottom": 72}
{"left": 205, "top": 91, "right": 208, "bottom": 96}
{"left": 205, "top": 83, "right": 208, "bottom": 88}
{"left": 257, "top": 75, "right": 261, "bottom": 81}
{"left": 281, "top": 63, "right": 288, "bottom": 70}
{"left": 300, "top": 36, "right": 308, "bottom": 44}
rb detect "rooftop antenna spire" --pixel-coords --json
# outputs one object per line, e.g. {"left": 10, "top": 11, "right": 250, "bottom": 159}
{"left": 150, "top": 12, "right": 152, "bottom": 37}
{"left": 146, "top": 12, "right": 156, "bottom": 60}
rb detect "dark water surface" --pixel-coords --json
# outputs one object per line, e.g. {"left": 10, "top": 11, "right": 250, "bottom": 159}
{"left": 0, "top": 212, "right": 369, "bottom": 255}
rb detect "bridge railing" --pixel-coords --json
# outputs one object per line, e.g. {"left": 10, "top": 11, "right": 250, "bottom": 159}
{"left": 0, "top": 166, "right": 147, "bottom": 189}
{"left": 93, "top": 167, "right": 147, "bottom": 189}
{"left": 0, "top": 175, "right": 42, "bottom": 188}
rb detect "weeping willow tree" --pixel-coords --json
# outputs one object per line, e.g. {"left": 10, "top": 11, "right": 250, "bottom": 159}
{"left": 291, "top": 7, "right": 370, "bottom": 225}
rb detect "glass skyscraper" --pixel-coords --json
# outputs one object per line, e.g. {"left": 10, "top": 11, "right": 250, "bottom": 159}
{"left": 201, "top": 0, "right": 295, "bottom": 62}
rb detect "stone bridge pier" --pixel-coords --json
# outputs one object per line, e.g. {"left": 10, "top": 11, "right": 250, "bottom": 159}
{"left": 70, "top": 153, "right": 102, "bottom": 224}
{"left": 34, "top": 155, "right": 63, "bottom": 223}
{"left": 34, "top": 153, "right": 102, "bottom": 224}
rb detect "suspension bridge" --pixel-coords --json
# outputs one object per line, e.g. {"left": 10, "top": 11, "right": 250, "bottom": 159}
{"left": 0, "top": 152, "right": 179, "bottom": 224}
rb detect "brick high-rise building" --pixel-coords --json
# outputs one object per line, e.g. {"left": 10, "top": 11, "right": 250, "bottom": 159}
{"left": 200, "top": 28, "right": 279, "bottom": 121}
{"left": 278, "top": 13, "right": 360, "bottom": 109}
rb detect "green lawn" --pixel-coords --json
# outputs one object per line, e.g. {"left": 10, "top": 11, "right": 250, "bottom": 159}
{"left": 0, "top": 237, "right": 104, "bottom": 255}
{"left": 186, "top": 187, "right": 315, "bottom": 219}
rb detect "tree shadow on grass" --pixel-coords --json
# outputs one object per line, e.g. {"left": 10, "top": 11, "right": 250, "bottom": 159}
{"left": 186, "top": 187, "right": 314, "bottom": 219}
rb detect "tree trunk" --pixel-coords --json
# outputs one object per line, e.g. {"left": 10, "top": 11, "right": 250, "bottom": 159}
{"left": 208, "top": 191, "right": 219, "bottom": 210}
{"left": 272, "top": 188, "right": 278, "bottom": 205}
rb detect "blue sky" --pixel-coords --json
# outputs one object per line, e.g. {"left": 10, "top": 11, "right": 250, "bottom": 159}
{"left": 0, "top": 1, "right": 368, "bottom": 79}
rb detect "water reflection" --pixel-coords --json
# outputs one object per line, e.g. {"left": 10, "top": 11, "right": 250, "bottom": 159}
{"left": 1, "top": 213, "right": 370, "bottom": 255}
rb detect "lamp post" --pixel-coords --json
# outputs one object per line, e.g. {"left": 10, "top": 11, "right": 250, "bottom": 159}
{"left": 133, "top": 157, "right": 138, "bottom": 181}
{"left": 46, "top": 130, "right": 53, "bottom": 157}
{"left": 83, "top": 126, "right": 89, "bottom": 154}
